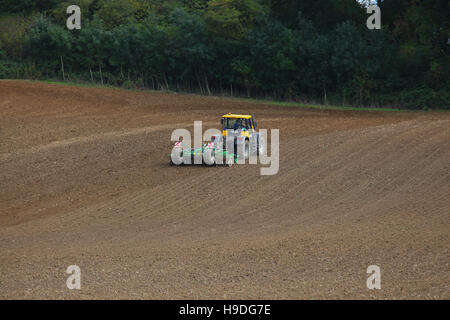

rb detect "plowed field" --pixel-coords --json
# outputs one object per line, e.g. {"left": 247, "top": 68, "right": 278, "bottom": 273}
{"left": 1, "top": 80, "right": 448, "bottom": 299}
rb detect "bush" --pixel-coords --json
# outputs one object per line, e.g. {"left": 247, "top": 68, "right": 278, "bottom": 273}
{"left": 398, "top": 88, "right": 449, "bottom": 110}
{"left": 0, "top": 59, "right": 20, "bottom": 78}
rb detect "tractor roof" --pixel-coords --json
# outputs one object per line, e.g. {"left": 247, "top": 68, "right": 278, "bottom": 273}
{"left": 222, "top": 113, "right": 252, "bottom": 119}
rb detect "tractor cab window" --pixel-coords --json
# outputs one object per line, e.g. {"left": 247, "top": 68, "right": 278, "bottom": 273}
{"left": 223, "top": 118, "right": 250, "bottom": 130}
{"left": 223, "top": 118, "right": 241, "bottom": 130}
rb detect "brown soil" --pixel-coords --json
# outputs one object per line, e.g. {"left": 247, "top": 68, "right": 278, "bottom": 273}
{"left": 0, "top": 80, "right": 448, "bottom": 299}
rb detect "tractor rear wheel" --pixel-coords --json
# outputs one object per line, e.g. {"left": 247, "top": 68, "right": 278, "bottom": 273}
{"left": 244, "top": 140, "right": 249, "bottom": 159}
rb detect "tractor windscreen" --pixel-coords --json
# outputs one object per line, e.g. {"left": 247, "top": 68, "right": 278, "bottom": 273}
{"left": 223, "top": 118, "right": 243, "bottom": 130}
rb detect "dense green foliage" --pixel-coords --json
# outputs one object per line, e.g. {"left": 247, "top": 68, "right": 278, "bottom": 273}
{"left": 0, "top": 0, "right": 448, "bottom": 109}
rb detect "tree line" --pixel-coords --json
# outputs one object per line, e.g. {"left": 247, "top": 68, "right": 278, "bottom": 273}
{"left": 0, "top": 0, "right": 448, "bottom": 109}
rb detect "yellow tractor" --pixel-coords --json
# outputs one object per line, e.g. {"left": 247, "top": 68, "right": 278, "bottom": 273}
{"left": 213, "top": 113, "right": 265, "bottom": 159}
